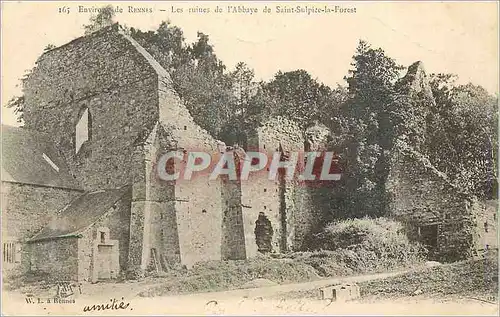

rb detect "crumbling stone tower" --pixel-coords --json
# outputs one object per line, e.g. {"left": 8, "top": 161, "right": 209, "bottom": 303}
{"left": 386, "top": 61, "right": 480, "bottom": 262}
{"left": 237, "top": 117, "right": 329, "bottom": 255}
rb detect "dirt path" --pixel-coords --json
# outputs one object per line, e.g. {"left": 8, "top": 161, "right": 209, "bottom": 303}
{"left": 147, "top": 269, "right": 409, "bottom": 301}
{"left": 0, "top": 269, "right": 407, "bottom": 315}
{"left": 3, "top": 288, "right": 498, "bottom": 316}
{"left": 3, "top": 268, "right": 498, "bottom": 315}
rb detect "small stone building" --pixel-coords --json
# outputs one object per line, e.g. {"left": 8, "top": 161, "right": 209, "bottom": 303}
{"left": 27, "top": 187, "right": 131, "bottom": 282}
{"left": 1, "top": 125, "right": 83, "bottom": 273}
{"left": 387, "top": 139, "right": 494, "bottom": 262}
{"left": 385, "top": 61, "right": 497, "bottom": 262}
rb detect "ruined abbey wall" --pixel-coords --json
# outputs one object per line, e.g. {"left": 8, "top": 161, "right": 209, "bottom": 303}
{"left": 23, "top": 25, "right": 159, "bottom": 191}
{"left": 18, "top": 25, "right": 322, "bottom": 274}
{"left": 240, "top": 117, "right": 313, "bottom": 255}
{"left": 387, "top": 142, "right": 479, "bottom": 262}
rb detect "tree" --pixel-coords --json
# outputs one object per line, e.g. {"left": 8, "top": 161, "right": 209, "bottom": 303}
{"left": 5, "top": 68, "right": 34, "bottom": 124}
{"left": 218, "top": 62, "right": 260, "bottom": 145}
{"left": 6, "top": 95, "right": 25, "bottom": 123}
{"left": 335, "top": 40, "right": 404, "bottom": 218}
{"left": 258, "top": 70, "right": 333, "bottom": 129}
{"left": 131, "top": 25, "right": 233, "bottom": 137}
{"left": 229, "top": 62, "right": 257, "bottom": 116}
{"left": 130, "top": 21, "right": 189, "bottom": 73}
{"left": 83, "top": 5, "right": 115, "bottom": 35}
{"left": 427, "top": 76, "right": 498, "bottom": 198}
{"left": 172, "top": 32, "right": 233, "bottom": 137}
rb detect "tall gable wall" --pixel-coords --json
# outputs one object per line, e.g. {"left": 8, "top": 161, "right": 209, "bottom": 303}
{"left": 115, "top": 31, "right": 226, "bottom": 269}
{"left": 23, "top": 25, "right": 160, "bottom": 190}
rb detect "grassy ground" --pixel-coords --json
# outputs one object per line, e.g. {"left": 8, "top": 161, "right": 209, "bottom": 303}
{"left": 2, "top": 248, "right": 425, "bottom": 298}
{"left": 138, "top": 254, "right": 320, "bottom": 297}
{"left": 139, "top": 218, "right": 428, "bottom": 297}
{"left": 6, "top": 251, "right": 495, "bottom": 302}
{"left": 138, "top": 249, "right": 425, "bottom": 297}
{"left": 358, "top": 250, "right": 498, "bottom": 303}
{"left": 267, "top": 250, "right": 498, "bottom": 302}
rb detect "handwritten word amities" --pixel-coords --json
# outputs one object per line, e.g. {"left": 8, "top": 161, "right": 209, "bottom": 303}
{"left": 83, "top": 297, "right": 130, "bottom": 312}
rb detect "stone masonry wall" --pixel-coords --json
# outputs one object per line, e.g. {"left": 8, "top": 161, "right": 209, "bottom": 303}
{"left": 90, "top": 191, "right": 131, "bottom": 275}
{"left": 120, "top": 31, "right": 224, "bottom": 269}
{"left": 155, "top": 54, "right": 223, "bottom": 268}
{"left": 221, "top": 174, "right": 246, "bottom": 260}
{"left": 294, "top": 123, "right": 335, "bottom": 250}
{"left": 77, "top": 197, "right": 128, "bottom": 282}
{"left": 241, "top": 117, "right": 306, "bottom": 255}
{"left": 77, "top": 231, "right": 94, "bottom": 282}
{"left": 128, "top": 124, "right": 181, "bottom": 273}
{"left": 240, "top": 171, "right": 281, "bottom": 257}
{"left": 475, "top": 200, "right": 498, "bottom": 251}
{"left": 23, "top": 25, "right": 160, "bottom": 191}
{"left": 29, "top": 238, "right": 79, "bottom": 282}
{"left": 1, "top": 182, "right": 82, "bottom": 272}
{"left": 387, "top": 143, "right": 478, "bottom": 262}
{"left": 1, "top": 182, "right": 82, "bottom": 242}
{"left": 175, "top": 176, "right": 223, "bottom": 268}
{"left": 144, "top": 125, "right": 181, "bottom": 270}
{"left": 292, "top": 186, "right": 319, "bottom": 250}
{"left": 23, "top": 24, "right": 224, "bottom": 271}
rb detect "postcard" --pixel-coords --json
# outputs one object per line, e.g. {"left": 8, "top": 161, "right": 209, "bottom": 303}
{"left": 1, "top": 1, "right": 498, "bottom": 315}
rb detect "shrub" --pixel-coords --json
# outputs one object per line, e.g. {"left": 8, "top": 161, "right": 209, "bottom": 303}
{"left": 293, "top": 217, "right": 427, "bottom": 276}
{"left": 3, "top": 269, "right": 51, "bottom": 291}
{"left": 318, "top": 217, "right": 425, "bottom": 253}
{"left": 188, "top": 255, "right": 319, "bottom": 284}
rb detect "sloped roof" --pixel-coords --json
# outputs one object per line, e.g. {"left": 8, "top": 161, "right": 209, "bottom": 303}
{"left": 1, "top": 125, "right": 82, "bottom": 190}
{"left": 118, "top": 26, "right": 219, "bottom": 152}
{"left": 28, "top": 187, "right": 129, "bottom": 242}
{"left": 393, "top": 139, "right": 469, "bottom": 196}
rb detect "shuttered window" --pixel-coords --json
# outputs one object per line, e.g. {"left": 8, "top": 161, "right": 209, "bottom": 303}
{"left": 3, "top": 242, "right": 20, "bottom": 263}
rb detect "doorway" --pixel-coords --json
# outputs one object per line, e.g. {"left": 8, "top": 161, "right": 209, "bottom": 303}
{"left": 419, "top": 224, "right": 438, "bottom": 256}
{"left": 96, "top": 245, "right": 113, "bottom": 280}
{"left": 254, "top": 212, "right": 273, "bottom": 253}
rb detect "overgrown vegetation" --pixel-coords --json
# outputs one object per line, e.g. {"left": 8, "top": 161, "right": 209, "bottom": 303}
{"left": 3, "top": 269, "right": 52, "bottom": 292}
{"left": 137, "top": 218, "right": 426, "bottom": 297}
{"left": 292, "top": 218, "right": 426, "bottom": 277}
{"left": 317, "top": 217, "right": 422, "bottom": 251}
{"left": 138, "top": 255, "right": 319, "bottom": 297}
{"left": 359, "top": 250, "right": 498, "bottom": 301}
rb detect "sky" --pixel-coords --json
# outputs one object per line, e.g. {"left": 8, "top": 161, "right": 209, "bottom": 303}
{"left": 1, "top": 1, "right": 498, "bottom": 126}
